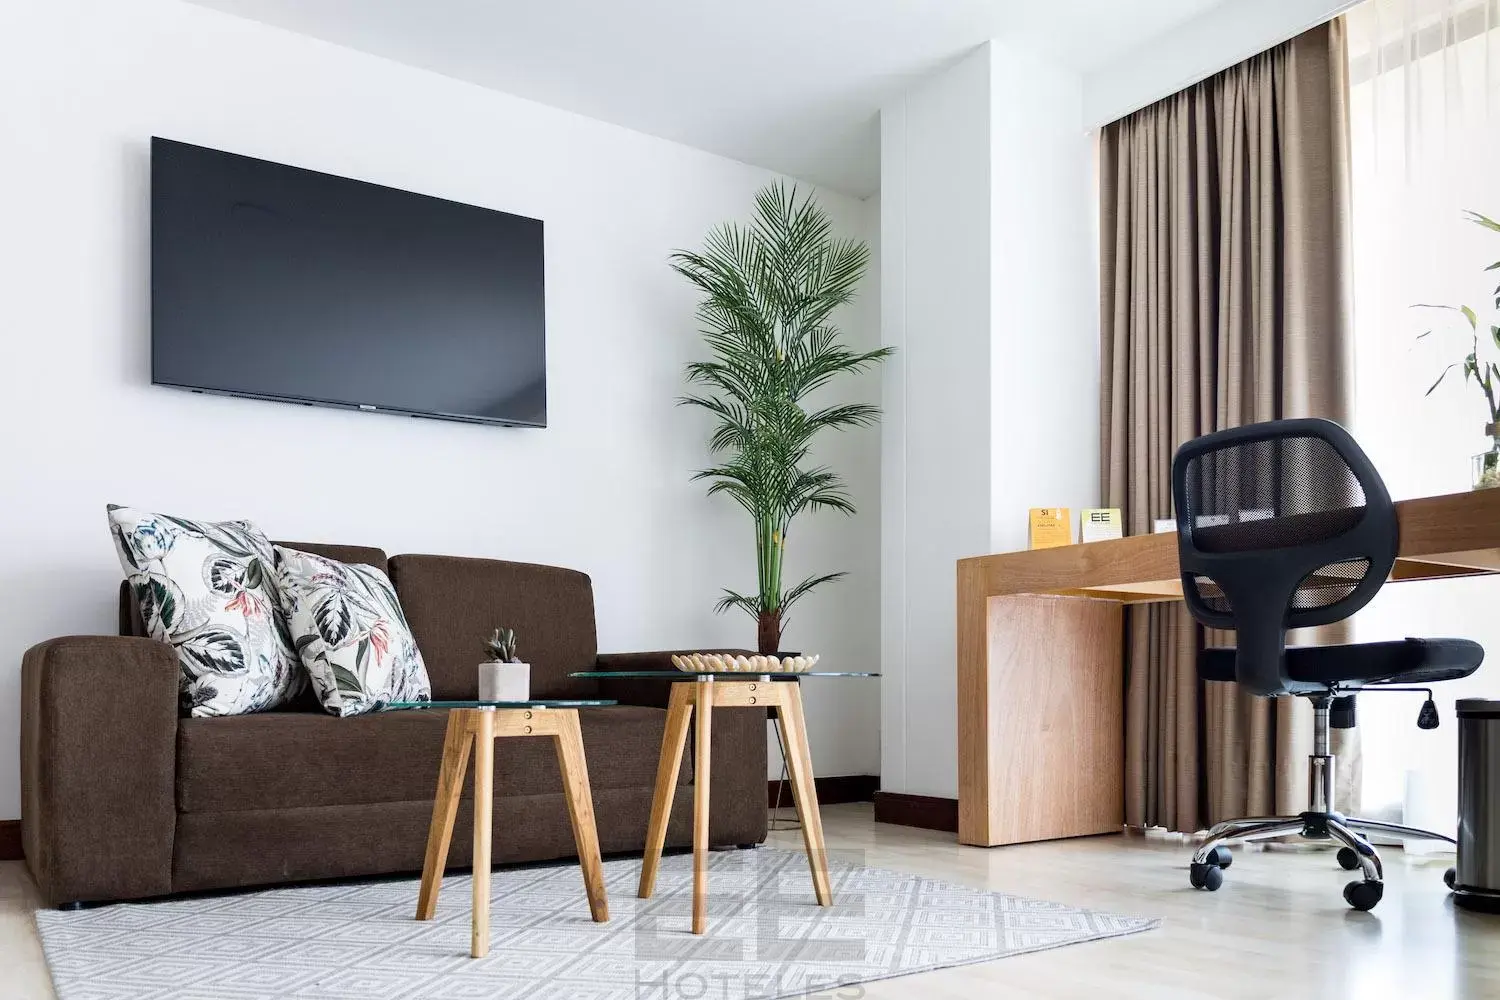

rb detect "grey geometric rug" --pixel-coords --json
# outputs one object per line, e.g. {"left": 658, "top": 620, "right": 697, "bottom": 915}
{"left": 35, "top": 848, "right": 1158, "bottom": 999}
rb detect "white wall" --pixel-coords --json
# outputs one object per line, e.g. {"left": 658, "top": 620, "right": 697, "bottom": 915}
{"left": 1083, "top": 0, "right": 1357, "bottom": 126}
{"left": 0, "top": 0, "right": 883, "bottom": 821}
{"left": 879, "top": 42, "right": 1097, "bottom": 799}
{"left": 989, "top": 42, "right": 1098, "bottom": 554}
{"left": 878, "top": 46, "right": 995, "bottom": 798}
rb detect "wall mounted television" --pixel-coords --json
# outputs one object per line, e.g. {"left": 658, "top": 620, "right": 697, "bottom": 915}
{"left": 150, "top": 137, "right": 546, "bottom": 427}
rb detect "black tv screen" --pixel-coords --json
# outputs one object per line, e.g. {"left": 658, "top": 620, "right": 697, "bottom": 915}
{"left": 151, "top": 137, "right": 546, "bottom": 426}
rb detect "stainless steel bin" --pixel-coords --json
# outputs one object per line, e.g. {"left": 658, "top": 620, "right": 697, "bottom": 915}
{"left": 1454, "top": 698, "right": 1500, "bottom": 912}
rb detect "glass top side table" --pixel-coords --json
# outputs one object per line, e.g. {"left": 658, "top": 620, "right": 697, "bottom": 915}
{"left": 386, "top": 698, "right": 617, "bottom": 957}
{"left": 388, "top": 698, "right": 616, "bottom": 709}
{"left": 570, "top": 669, "right": 879, "bottom": 934}
{"left": 586, "top": 671, "right": 877, "bottom": 679}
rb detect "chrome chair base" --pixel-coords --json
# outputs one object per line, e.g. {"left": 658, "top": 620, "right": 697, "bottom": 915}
{"left": 1191, "top": 812, "right": 1456, "bottom": 881}
{"left": 1187, "top": 700, "right": 1457, "bottom": 910}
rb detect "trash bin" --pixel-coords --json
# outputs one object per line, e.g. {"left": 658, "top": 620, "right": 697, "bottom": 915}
{"left": 1453, "top": 699, "right": 1500, "bottom": 912}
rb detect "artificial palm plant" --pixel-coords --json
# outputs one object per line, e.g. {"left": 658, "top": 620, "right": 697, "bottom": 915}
{"left": 673, "top": 182, "right": 890, "bottom": 653}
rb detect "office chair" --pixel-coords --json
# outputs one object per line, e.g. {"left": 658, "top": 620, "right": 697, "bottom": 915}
{"left": 1172, "top": 417, "right": 1484, "bottom": 911}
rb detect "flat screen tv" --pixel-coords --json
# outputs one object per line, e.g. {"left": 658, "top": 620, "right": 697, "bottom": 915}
{"left": 151, "top": 137, "right": 546, "bottom": 427}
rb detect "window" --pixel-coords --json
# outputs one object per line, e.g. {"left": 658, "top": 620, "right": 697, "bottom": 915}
{"left": 1347, "top": 0, "right": 1500, "bottom": 837}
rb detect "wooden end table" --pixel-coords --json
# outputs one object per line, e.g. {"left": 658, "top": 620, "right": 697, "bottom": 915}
{"left": 391, "top": 698, "right": 615, "bottom": 958}
{"left": 577, "top": 670, "right": 878, "bottom": 935}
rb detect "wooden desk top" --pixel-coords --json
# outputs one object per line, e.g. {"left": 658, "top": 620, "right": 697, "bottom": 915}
{"left": 958, "top": 489, "right": 1500, "bottom": 604}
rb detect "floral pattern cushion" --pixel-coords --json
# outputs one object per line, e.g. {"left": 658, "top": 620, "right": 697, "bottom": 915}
{"left": 107, "top": 505, "right": 306, "bottom": 716}
{"left": 274, "top": 546, "right": 431, "bottom": 716}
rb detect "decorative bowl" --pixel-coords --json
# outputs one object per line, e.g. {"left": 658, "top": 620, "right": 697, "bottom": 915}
{"left": 670, "top": 652, "right": 821, "bottom": 674}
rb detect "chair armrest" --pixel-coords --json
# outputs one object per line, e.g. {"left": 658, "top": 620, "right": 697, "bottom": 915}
{"left": 592, "top": 650, "right": 755, "bottom": 708}
{"left": 21, "top": 636, "right": 179, "bottom": 904}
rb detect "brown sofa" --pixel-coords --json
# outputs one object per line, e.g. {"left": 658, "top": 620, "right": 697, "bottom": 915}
{"left": 19, "top": 542, "right": 766, "bottom": 907}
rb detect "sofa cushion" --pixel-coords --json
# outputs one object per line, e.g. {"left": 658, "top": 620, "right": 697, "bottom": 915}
{"left": 106, "top": 505, "right": 305, "bottom": 716}
{"left": 389, "top": 554, "right": 599, "bottom": 699}
{"left": 175, "top": 705, "right": 687, "bottom": 814}
{"left": 274, "top": 546, "right": 431, "bottom": 716}
{"left": 170, "top": 789, "right": 697, "bottom": 893}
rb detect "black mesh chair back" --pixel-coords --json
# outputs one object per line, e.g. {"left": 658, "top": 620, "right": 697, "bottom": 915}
{"left": 1170, "top": 418, "right": 1398, "bottom": 696}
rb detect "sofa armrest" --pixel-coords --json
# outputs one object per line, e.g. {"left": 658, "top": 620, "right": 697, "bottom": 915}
{"left": 593, "top": 650, "right": 755, "bottom": 708}
{"left": 21, "top": 636, "right": 179, "bottom": 905}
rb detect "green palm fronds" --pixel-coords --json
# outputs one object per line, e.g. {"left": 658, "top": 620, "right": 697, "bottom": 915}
{"left": 674, "top": 182, "right": 890, "bottom": 647}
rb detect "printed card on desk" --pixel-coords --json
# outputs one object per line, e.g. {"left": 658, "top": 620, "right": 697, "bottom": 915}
{"left": 1028, "top": 508, "right": 1073, "bottom": 549}
{"left": 1081, "top": 508, "right": 1123, "bottom": 543}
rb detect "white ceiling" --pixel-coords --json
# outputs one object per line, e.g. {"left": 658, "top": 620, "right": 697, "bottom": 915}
{"left": 185, "top": 0, "right": 1227, "bottom": 196}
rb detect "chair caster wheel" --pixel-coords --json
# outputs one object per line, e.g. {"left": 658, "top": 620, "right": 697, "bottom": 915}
{"left": 1444, "top": 867, "right": 1457, "bottom": 890}
{"left": 1189, "top": 863, "right": 1224, "bottom": 891}
{"left": 1337, "top": 846, "right": 1361, "bottom": 871}
{"left": 1343, "top": 879, "right": 1383, "bottom": 911}
{"left": 1206, "top": 845, "right": 1232, "bottom": 869}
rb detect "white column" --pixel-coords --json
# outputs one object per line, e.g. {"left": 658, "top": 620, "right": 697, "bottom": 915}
{"left": 988, "top": 41, "right": 1098, "bottom": 554}
{"left": 879, "top": 41, "right": 1098, "bottom": 800}
{"left": 879, "top": 45, "right": 995, "bottom": 798}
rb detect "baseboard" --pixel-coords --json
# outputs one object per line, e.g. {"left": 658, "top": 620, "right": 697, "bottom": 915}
{"left": 0, "top": 820, "right": 20, "bottom": 861}
{"left": 872, "top": 791, "right": 958, "bottom": 833}
{"left": 768, "top": 774, "right": 878, "bottom": 808}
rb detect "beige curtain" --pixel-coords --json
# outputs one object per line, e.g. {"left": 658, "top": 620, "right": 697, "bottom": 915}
{"left": 1099, "top": 19, "right": 1356, "bottom": 833}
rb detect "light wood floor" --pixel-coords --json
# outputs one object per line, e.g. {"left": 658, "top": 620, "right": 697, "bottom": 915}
{"left": 3, "top": 803, "right": 1498, "bottom": 999}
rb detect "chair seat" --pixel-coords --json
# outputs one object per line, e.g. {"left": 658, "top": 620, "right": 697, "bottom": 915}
{"left": 1200, "top": 637, "right": 1484, "bottom": 688}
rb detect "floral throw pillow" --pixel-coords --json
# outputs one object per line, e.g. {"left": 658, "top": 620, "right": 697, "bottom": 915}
{"left": 274, "top": 546, "right": 431, "bottom": 716}
{"left": 107, "top": 505, "right": 305, "bottom": 716}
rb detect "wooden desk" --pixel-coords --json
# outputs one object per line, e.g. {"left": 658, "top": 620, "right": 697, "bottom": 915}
{"left": 956, "top": 489, "right": 1500, "bottom": 847}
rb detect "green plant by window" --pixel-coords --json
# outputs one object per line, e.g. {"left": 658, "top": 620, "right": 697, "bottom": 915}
{"left": 672, "top": 182, "right": 891, "bottom": 654}
{"left": 1419, "top": 210, "right": 1500, "bottom": 487}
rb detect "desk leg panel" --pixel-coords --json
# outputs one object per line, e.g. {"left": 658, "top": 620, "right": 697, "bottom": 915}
{"left": 959, "top": 593, "right": 1124, "bottom": 846}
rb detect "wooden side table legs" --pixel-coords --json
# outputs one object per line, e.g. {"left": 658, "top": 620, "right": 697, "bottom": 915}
{"left": 639, "top": 679, "right": 833, "bottom": 934}
{"left": 415, "top": 707, "right": 608, "bottom": 959}
{"left": 470, "top": 709, "right": 495, "bottom": 958}
{"left": 553, "top": 710, "right": 609, "bottom": 923}
{"left": 691, "top": 679, "right": 714, "bottom": 934}
{"left": 774, "top": 683, "right": 832, "bottom": 906}
{"left": 639, "top": 683, "right": 693, "bottom": 897}
{"left": 416, "top": 709, "right": 473, "bottom": 922}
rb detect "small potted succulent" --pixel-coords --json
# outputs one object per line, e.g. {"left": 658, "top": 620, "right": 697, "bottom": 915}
{"left": 478, "top": 627, "right": 529, "bottom": 702}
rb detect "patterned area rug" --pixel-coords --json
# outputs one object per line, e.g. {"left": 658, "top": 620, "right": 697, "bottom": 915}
{"left": 35, "top": 848, "right": 1158, "bottom": 999}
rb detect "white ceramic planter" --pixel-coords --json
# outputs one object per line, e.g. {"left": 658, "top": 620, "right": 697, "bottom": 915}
{"left": 477, "top": 660, "right": 530, "bottom": 702}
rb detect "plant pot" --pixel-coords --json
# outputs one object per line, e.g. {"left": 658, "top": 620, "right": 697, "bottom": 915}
{"left": 1474, "top": 446, "right": 1500, "bottom": 491}
{"left": 756, "top": 609, "right": 783, "bottom": 656}
{"left": 478, "top": 660, "right": 530, "bottom": 702}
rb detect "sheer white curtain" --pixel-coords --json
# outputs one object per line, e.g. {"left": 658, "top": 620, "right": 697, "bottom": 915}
{"left": 1347, "top": 0, "right": 1500, "bottom": 840}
